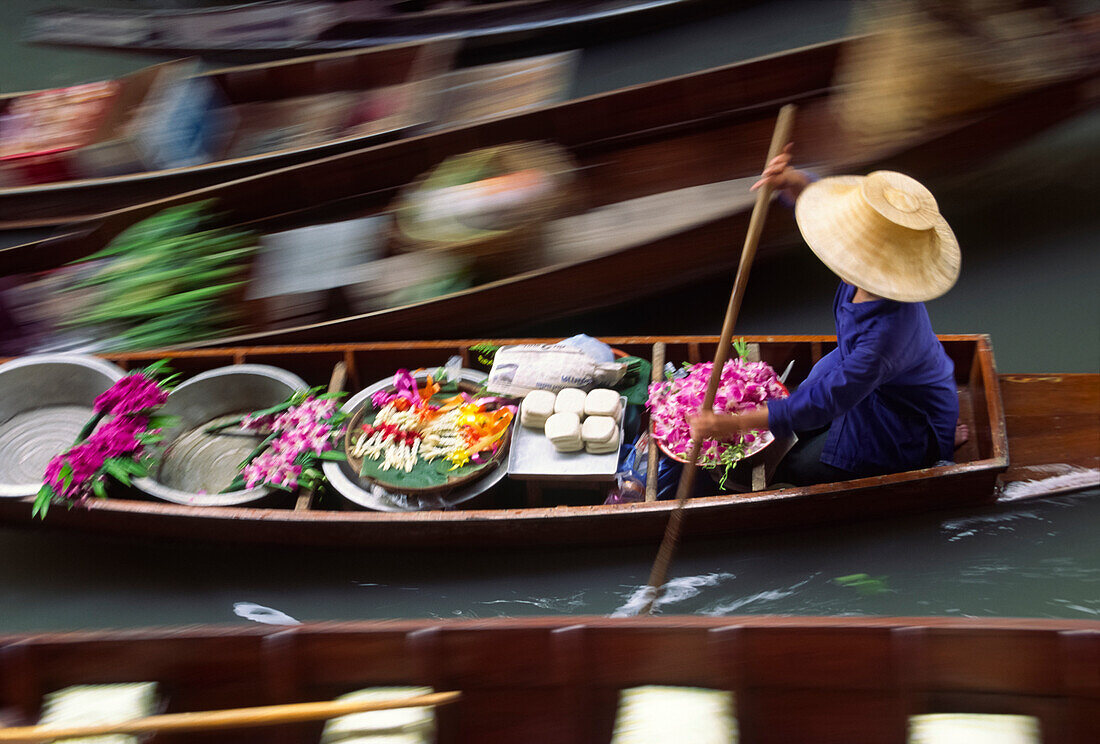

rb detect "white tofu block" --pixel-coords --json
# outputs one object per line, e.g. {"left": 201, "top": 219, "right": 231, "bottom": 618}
{"left": 520, "top": 390, "right": 556, "bottom": 429}
{"left": 582, "top": 415, "right": 618, "bottom": 445}
{"left": 554, "top": 387, "right": 587, "bottom": 418}
{"left": 586, "top": 437, "right": 621, "bottom": 454}
{"left": 585, "top": 389, "right": 622, "bottom": 421}
{"left": 545, "top": 412, "right": 583, "bottom": 451}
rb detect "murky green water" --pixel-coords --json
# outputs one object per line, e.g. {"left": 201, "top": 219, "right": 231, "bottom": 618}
{"left": 0, "top": 0, "right": 1096, "bottom": 631}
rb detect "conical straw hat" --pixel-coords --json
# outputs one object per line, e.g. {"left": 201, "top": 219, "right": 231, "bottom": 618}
{"left": 794, "top": 171, "right": 960, "bottom": 303}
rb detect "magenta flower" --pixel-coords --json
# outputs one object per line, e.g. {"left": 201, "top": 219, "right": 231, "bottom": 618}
{"left": 647, "top": 357, "right": 789, "bottom": 467}
{"left": 94, "top": 373, "right": 169, "bottom": 416}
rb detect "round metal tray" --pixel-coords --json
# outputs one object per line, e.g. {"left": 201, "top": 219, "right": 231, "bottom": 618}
{"left": 324, "top": 368, "right": 508, "bottom": 512}
{"left": 0, "top": 355, "right": 124, "bottom": 498}
{"left": 134, "top": 364, "right": 307, "bottom": 507}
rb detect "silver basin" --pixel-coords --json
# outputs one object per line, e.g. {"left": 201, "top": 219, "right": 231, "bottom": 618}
{"left": 324, "top": 368, "right": 508, "bottom": 511}
{"left": 0, "top": 355, "right": 125, "bottom": 498}
{"left": 135, "top": 364, "right": 307, "bottom": 507}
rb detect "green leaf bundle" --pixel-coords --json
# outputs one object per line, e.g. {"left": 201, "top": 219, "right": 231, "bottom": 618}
{"left": 63, "top": 201, "right": 257, "bottom": 351}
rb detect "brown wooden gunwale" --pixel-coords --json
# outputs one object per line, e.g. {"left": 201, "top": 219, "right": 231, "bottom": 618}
{"left": 1, "top": 616, "right": 1096, "bottom": 744}
{"left": 3, "top": 35, "right": 1096, "bottom": 346}
{"left": 11, "top": 334, "right": 1091, "bottom": 549}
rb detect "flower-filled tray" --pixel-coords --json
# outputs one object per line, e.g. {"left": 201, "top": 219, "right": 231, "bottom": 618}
{"left": 344, "top": 369, "right": 515, "bottom": 496}
{"left": 648, "top": 356, "right": 789, "bottom": 479}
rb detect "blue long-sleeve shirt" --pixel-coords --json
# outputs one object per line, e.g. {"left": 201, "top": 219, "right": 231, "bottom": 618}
{"left": 767, "top": 282, "right": 959, "bottom": 475}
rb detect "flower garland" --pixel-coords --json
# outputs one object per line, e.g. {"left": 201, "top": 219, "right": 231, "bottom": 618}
{"left": 34, "top": 360, "right": 178, "bottom": 518}
{"left": 212, "top": 388, "right": 348, "bottom": 493}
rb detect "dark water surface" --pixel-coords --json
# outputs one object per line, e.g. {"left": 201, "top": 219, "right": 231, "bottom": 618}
{"left": 0, "top": 1, "right": 1097, "bottom": 631}
{"left": 0, "top": 492, "right": 1096, "bottom": 632}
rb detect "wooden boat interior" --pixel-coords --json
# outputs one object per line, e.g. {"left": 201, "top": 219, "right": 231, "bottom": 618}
{"left": 0, "top": 616, "right": 1096, "bottom": 743}
{"left": 73, "top": 335, "right": 1004, "bottom": 504}
{"left": 0, "top": 335, "right": 1093, "bottom": 548}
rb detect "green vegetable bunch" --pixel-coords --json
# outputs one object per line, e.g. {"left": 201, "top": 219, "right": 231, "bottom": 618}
{"left": 63, "top": 200, "right": 256, "bottom": 350}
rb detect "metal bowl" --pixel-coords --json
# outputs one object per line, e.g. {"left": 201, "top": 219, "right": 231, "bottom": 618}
{"left": 134, "top": 364, "right": 307, "bottom": 507}
{"left": 323, "top": 368, "right": 508, "bottom": 512}
{"left": 0, "top": 355, "right": 124, "bottom": 498}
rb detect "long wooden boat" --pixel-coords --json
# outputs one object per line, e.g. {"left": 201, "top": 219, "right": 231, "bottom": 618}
{"left": 1, "top": 615, "right": 1096, "bottom": 743}
{"left": 25, "top": 0, "right": 716, "bottom": 62}
{"left": 0, "top": 335, "right": 1095, "bottom": 548}
{"left": 3, "top": 34, "right": 1096, "bottom": 347}
{"left": 0, "top": 43, "right": 577, "bottom": 229}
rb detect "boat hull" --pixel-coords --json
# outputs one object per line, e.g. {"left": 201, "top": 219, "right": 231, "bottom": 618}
{"left": 9, "top": 335, "right": 1087, "bottom": 550}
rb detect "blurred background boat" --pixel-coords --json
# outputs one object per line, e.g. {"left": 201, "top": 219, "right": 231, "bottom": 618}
{"left": 24, "top": 0, "right": 723, "bottom": 63}
{"left": 1, "top": 28, "right": 1094, "bottom": 354}
{"left": 0, "top": 42, "right": 578, "bottom": 228}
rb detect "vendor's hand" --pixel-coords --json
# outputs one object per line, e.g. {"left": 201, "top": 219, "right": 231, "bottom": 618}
{"left": 687, "top": 406, "right": 770, "bottom": 442}
{"left": 750, "top": 143, "right": 809, "bottom": 201}
{"left": 687, "top": 410, "right": 727, "bottom": 442}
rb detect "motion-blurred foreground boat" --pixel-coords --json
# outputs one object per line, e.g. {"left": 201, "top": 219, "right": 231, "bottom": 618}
{"left": 0, "top": 336, "right": 1095, "bottom": 548}
{"left": 0, "top": 616, "right": 1096, "bottom": 743}
{"left": 25, "top": 0, "right": 717, "bottom": 61}
{"left": 3, "top": 32, "right": 1096, "bottom": 349}
{"left": 0, "top": 42, "right": 576, "bottom": 228}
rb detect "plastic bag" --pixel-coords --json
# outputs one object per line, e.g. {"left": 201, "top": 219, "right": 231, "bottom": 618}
{"left": 487, "top": 343, "right": 627, "bottom": 397}
{"left": 604, "top": 431, "right": 683, "bottom": 503}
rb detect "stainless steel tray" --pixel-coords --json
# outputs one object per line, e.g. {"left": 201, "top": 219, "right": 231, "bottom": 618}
{"left": 507, "top": 395, "right": 626, "bottom": 481}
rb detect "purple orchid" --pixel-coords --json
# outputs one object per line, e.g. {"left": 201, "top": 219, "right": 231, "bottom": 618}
{"left": 94, "top": 373, "right": 169, "bottom": 416}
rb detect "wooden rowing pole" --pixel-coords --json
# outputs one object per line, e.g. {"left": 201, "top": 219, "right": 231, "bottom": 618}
{"left": 0, "top": 691, "right": 460, "bottom": 741}
{"left": 640, "top": 104, "right": 797, "bottom": 615}
{"left": 645, "top": 341, "right": 667, "bottom": 502}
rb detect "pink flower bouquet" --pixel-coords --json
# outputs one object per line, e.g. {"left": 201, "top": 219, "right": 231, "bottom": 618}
{"left": 647, "top": 356, "right": 788, "bottom": 481}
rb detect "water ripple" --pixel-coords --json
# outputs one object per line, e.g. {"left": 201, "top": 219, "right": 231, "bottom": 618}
{"left": 612, "top": 573, "right": 736, "bottom": 617}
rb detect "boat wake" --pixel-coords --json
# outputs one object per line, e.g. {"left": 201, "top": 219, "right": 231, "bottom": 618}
{"left": 1001, "top": 466, "right": 1100, "bottom": 501}
{"left": 612, "top": 573, "right": 736, "bottom": 617}
{"left": 702, "top": 578, "right": 814, "bottom": 616}
{"left": 942, "top": 510, "right": 1045, "bottom": 541}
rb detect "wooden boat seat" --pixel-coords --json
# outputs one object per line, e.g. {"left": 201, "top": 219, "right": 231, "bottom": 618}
{"left": 610, "top": 685, "right": 736, "bottom": 744}
{"left": 908, "top": 713, "right": 1041, "bottom": 743}
{"left": 320, "top": 686, "right": 435, "bottom": 743}
{"left": 36, "top": 682, "right": 159, "bottom": 743}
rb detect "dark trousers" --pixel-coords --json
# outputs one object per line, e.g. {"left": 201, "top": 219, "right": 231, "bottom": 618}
{"left": 773, "top": 427, "right": 853, "bottom": 486}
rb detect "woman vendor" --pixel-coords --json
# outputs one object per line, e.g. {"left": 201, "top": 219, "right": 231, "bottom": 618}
{"left": 688, "top": 148, "right": 965, "bottom": 485}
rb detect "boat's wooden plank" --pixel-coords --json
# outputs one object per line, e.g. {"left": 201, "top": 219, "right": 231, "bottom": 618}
{"left": 999, "top": 374, "right": 1100, "bottom": 494}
